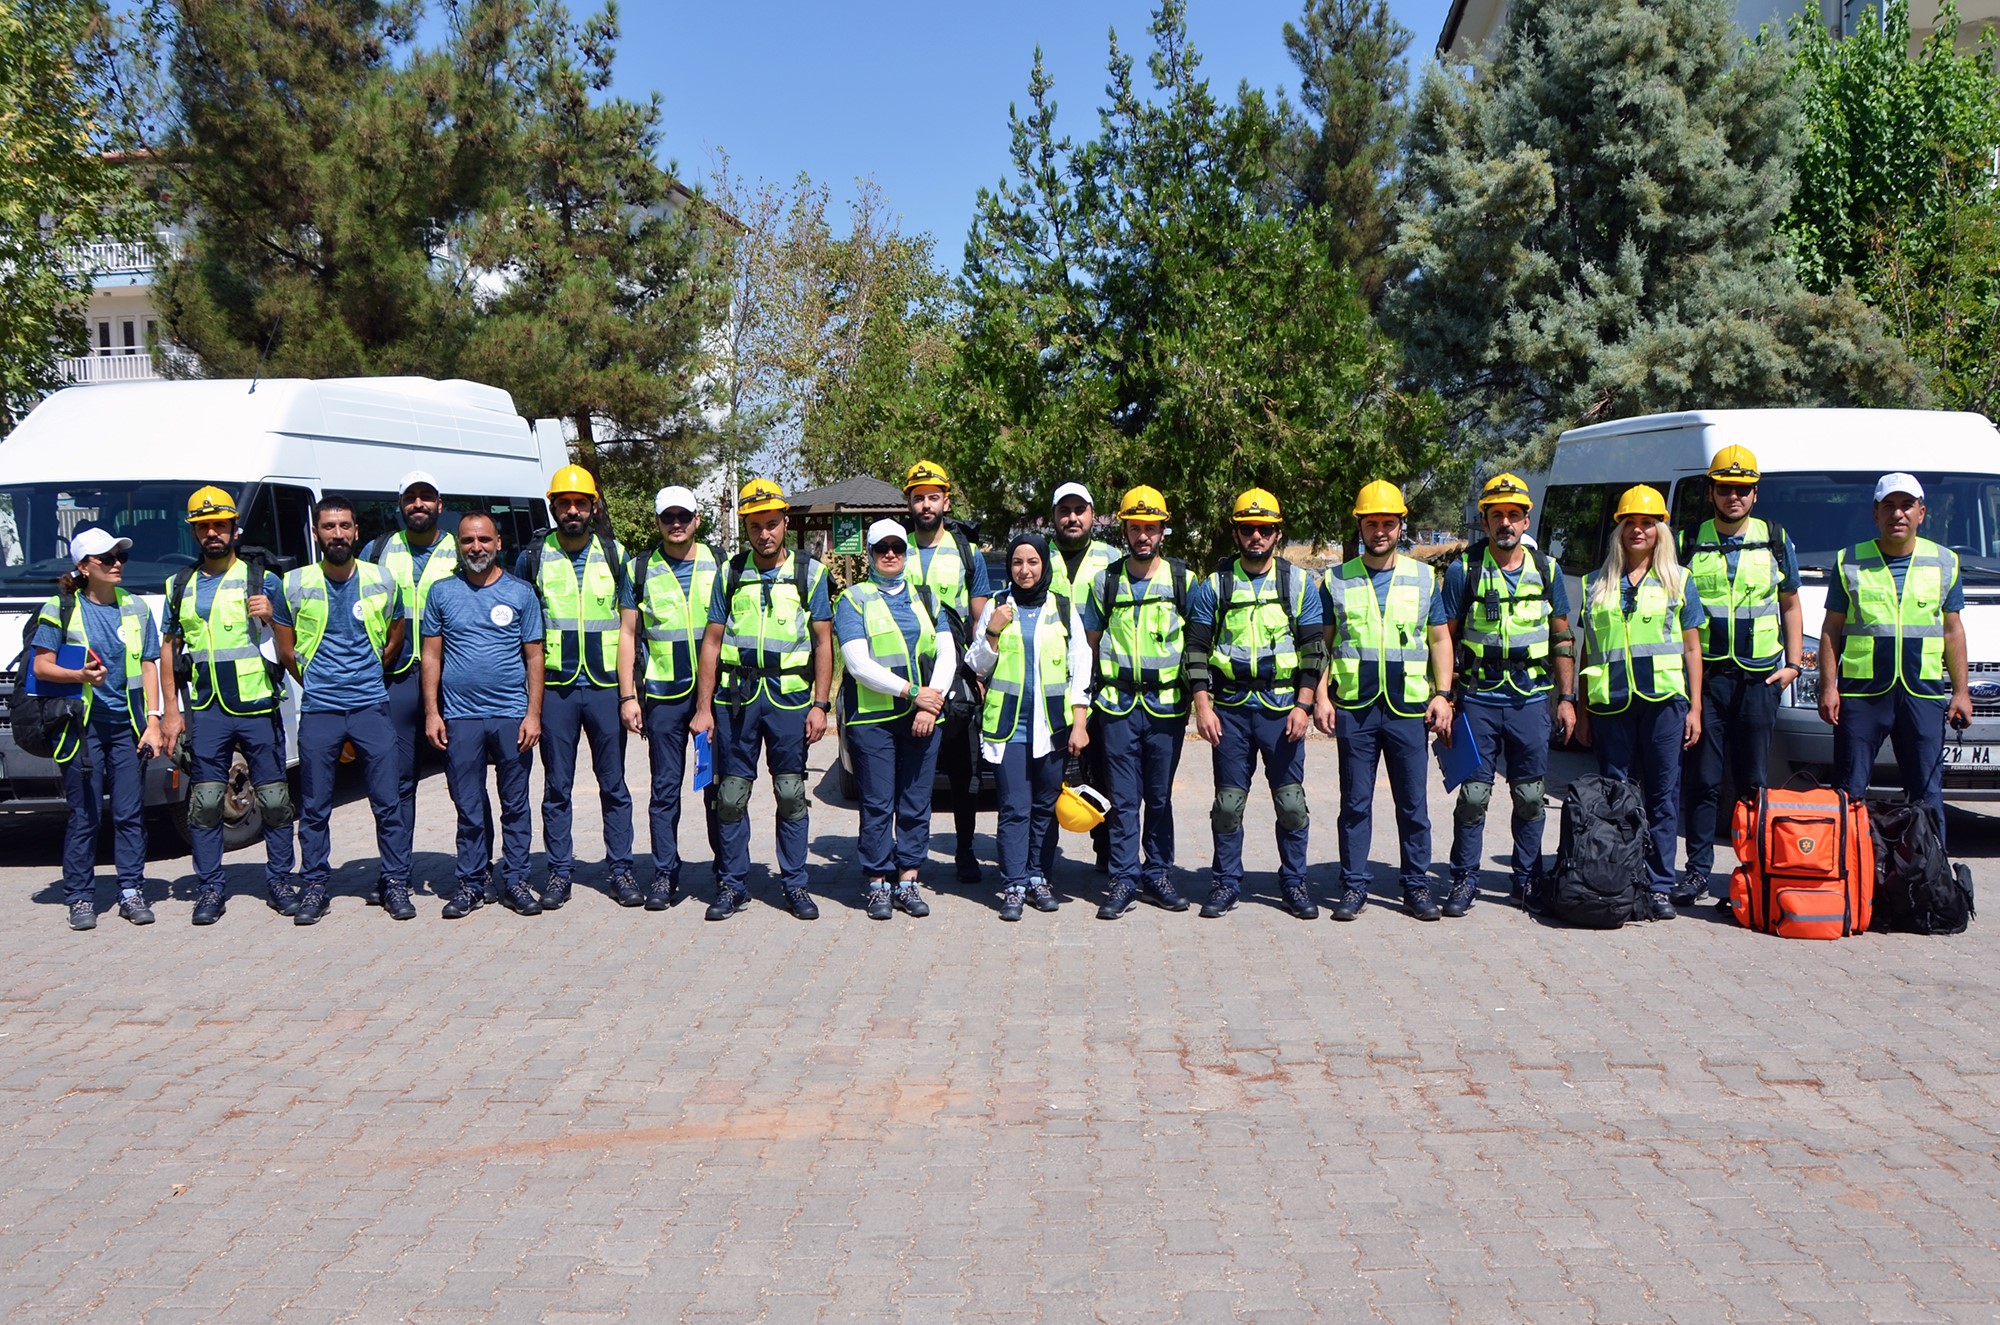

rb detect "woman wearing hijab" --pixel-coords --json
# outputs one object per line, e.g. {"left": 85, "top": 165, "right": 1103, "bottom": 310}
{"left": 966, "top": 533, "right": 1093, "bottom": 921}
{"left": 835, "top": 519, "right": 958, "bottom": 919}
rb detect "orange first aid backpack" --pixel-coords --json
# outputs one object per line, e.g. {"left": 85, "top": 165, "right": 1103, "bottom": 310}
{"left": 1730, "top": 788, "right": 1874, "bottom": 939}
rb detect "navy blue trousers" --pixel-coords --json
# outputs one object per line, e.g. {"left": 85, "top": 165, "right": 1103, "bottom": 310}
{"left": 1836, "top": 689, "right": 1948, "bottom": 850}
{"left": 385, "top": 669, "right": 425, "bottom": 870}
{"left": 1210, "top": 703, "right": 1308, "bottom": 893}
{"left": 1336, "top": 701, "right": 1432, "bottom": 891}
{"left": 444, "top": 716, "right": 534, "bottom": 888}
{"left": 1593, "top": 698, "right": 1688, "bottom": 892}
{"left": 994, "top": 740, "right": 1064, "bottom": 889}
{"left": 1449, "top": 700, "right": 1549, "bottom": 882}
{"left": 644, "top": 692, "right": 721, "bottom": 884}
{"left": 1099, "top": 707, "right": 1185, "bottom": 887}
{"left": 298, "top": 702, "right": 406, "bottom": 888}
{"left": 539, "top": 683, "right": 633, "bottom": 876}
{"left": 1682, "top": 666, "right": 1780, "bottom": 886}
{"left": 847, "top": 716, "right": 941, "bottom": 877}
{"left": 714, "top": 696, "right": 810, "bottom": 892}
{"left": 59, "top": 710, "right": 149, "bottom": 904}
{"left": 189, "top": 707, "right": 295, "bottom": 893}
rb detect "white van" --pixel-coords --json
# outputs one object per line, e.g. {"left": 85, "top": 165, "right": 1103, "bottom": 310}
{"left": 0, "top": 376, "right": 570, "bottom": 843}
{"left": 1529, "top": 408, "right": 2000, "bottom": 801}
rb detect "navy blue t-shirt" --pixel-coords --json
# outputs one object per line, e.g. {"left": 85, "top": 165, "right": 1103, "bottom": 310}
{"left": 420, "top": 572, "right": 544, "bottom": 721}
{"left": 271, "top": 568, "right": 405, "bottom": 714}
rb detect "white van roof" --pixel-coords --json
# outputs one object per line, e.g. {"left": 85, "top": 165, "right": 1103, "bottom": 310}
{"left": 1551, "top": 408, "right": 2000, "bottom": 483}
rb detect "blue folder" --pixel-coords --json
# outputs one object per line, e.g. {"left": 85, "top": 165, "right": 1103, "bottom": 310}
{"left": 1434, "top": 708, "right": 1484, "bottom": 792}
{"left": 692, "top": 729, "right": 714, "bottom": 791}
{"left": 21, "top": 642, "right": 87, "bottom": 698}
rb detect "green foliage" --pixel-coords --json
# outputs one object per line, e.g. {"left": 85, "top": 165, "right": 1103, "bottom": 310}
{"left": 949, "top": 0, "right": 1438, "bottom": 566}
{"left": 1387, "top": 0, "right": 1926, "bottom": 476}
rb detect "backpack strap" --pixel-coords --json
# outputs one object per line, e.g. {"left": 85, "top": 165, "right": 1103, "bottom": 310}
{"left": 724, "top": 548, "right": 753, "bottom": 607}
{"left": 167, "top": 565, "right": 199, "bottom": 638}
{"left": 1103, "top": 556, "right": 1129, "bottom": 620}
{"left": 596, "top": 530, "right": 632, "bottom": 602}
{"left": 794, "top": 548, "right": 812, "bottom": 606}
{"left": 634, "top": 549, "right": 651, "bottom": 600}
{"left": 1170, "top": 558, "right": 1189, "bottom": 617}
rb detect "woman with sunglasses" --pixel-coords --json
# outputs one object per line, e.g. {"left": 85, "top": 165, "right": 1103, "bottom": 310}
{"left": 30, "top": 527, "right": 165, "bottom": 930}
{"left": 835, "top": 519, "right": 957, "bottom": 919}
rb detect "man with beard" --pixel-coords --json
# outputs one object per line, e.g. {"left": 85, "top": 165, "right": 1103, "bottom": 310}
{"left": 514, "top": 466, "right": 636, "bottom": 909}
{"left": 1439, "top": 474, "right": 1577, "bottom": 914}
{"left": 421, "top": 512, "right": 546, "bottom": 919}
{"left": 1048, "top": 482, "right": 1120, "bottom": 874}
{"left": 366, "top": 471, "right": 456, "bottom": 906}
{"left": 159, "top": 487, "right": 299, "bottom": 925}
{"left": 900, "top": 460, "right": 990, "bottom": 883}
{"left": 272, "top": 495, "right": 409, "bottom": 924}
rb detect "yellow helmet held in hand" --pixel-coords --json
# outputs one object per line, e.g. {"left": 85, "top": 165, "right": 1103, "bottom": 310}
{"left": 1706, "top": 445, "right": 1761, "bottom": 484}
{"left": 1353, "top": 480, "right": 1408, "bottom": 518}
{"left": 1614, "top": 484, "right": 1669, "bottom": 521}
{"left": 1478, "top": 473, "right": 1534, "bottom": 510}
{"left": 547, "top": 464, "right": 599, "bottom": 501}
{"left": 902, "top": 459, "right": 952, "bottom": 493}
{"left": 1231, "top": 488, "right": 1284, "bottom": 524}
{"left": 738, "top": 476, "right": 789, "bottom": 516}
{"left": 1055, "top": 782, "right": 1111, "bottom": 833}
{"left": 1118, "top": 485, "right": 1170, "bottom": 522}
{"left": 184, "top": 485, "right": 239, "bottom": 523}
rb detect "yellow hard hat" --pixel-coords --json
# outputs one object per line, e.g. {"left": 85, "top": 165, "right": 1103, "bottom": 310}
{"left": 1231, "top": 488, "right": 1284, "bottom": 524}
{"left": 903, "top": 459, "right": 951, "bottom": 493}
{"left": 1055, "top": 782, "right": 1111, "bottom": 833}
{"left": 547, "top": 464, "right": 599, "bottom": 501}
{"left": 1706, "top": 445, "right": 1761, "bottom": 484}
{"left": 184, "top": 485, "right": 239, "bottom": 524}
{"left": 1478, "top": 472, "right": 1534, "bottom": 510}
{"left": 1353, "top": 480, "right": 1409, "bottom": 518}
{"left": 738, "top": 476, "right": 789, "bottom": 516}
{"left": 1118, "top": 485, "right": 1170, "bottom": 522}
{"left": 1614, "top": 484, "right": 1669, "bottom": 521}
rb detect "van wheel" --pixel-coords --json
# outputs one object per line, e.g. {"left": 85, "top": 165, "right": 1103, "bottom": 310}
{"left": 169, "top": 752, "right": 266, "bottom": 851}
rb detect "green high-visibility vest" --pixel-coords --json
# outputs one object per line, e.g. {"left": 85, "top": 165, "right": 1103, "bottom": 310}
{"left": 982, "top": 595, "right": 1072, "bottom": 743}
{"left": 718, "top": 552, "right": 824, "bottom": 709}
{"left": 375, "top": 531, "right": 457, "bottom": 677}
{"left": 37, "top": 589, "right": 147, "bottom": 761}
{"left": 167, "top": 560, "right": 277, "bottom": 714}
{"left": 1686, "top": 517, "right": 1784, "bottom": 668}
{"left": 839, "top": 582, "right": 937, "bottom": 725}
{"left": 1208, "top": 558, "right": 1304, "bottom": 709}
{"left": 1459, "top": 547, "right": 1553, "bottom": 698}
{"left": 1326, "top": 556, "right": 1434, "bottom": 717}
{"left": 905, "top": 531, "right": 977, "bottom": 616}
{"left": 1582, "top": 572, "right": 1688, "bottom": 713}
{"left": 537, "top": 532, "right": 624, "bottom": 687}
{"left": 1051, "top": 540, "right": 1118, "bottom": 607}
{"left": 635, "top": 545, "right": 719, "bottom": 701}
{"left": 1836, "top": 537, "right": 1956, "bottom": 699}
{"left": 283, "top": 563, "right": 394, "bottom": 675}
{"left": 1094, "top": 560, "right": 1187, "bottom": 719}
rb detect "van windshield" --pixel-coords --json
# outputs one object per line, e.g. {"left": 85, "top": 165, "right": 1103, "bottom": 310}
{"left": 1735, "top": 472, "right": 2000, "bottom": 578}
{"left": 0, "top": 482, "right": 210, "bottom": 588}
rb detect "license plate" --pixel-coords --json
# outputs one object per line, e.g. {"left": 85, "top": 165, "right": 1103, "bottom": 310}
{"left": 1942, "top": 743, "right": 1998, "bottom": 766}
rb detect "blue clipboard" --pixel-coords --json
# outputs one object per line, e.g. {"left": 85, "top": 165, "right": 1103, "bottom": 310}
{"left": 21, "top": 642, "right": 88, "bottom": 698}
{"left": 692, "top": 730, "right": 714, "bottom": 791}
{"left": 1434, "top": 708, "right": 1484, "bottom": 792}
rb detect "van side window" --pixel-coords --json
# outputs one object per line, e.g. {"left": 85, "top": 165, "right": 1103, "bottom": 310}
{"left": 1671, "top": 479, "right": 1708, "bottom": 534}
{"left": 239, "top": 483, "right": 315, "bottom": 569}
{"left": 348, "top": 492, "right": 402, "bottom": 552}
{"left": 1539, "top": 485, "right": 1608, "bottom": 577}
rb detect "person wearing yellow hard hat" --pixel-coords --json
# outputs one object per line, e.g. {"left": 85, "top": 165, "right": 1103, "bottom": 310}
{"left": 1574, "top": 485, "right": 1707, "bottom": 921}
{"left": 1314, "top": 480, "right": 1456, "bottom": 922}
{"left": 1677, "top": 445, "right": 1805, "bottom": 908}
{"left": 1048, "top": 481, "right": 1120, "bottom": 877}
{"left": 1185, "top": 486, "right": 1324, "bottom": 919}
{"left": 899, "top": 458, "right": 993, "bottom": 883}
{"left": 159, "top": 486, "right": 299, "bottom": 926}
{"left": 691, "top": 477, "right": 834, "bottom": 921}
{"left": 510, "top": 462, "right": 638, "bottom": 910}
{"left": 965, "top": 532, "right": 1094, "bottom": 921}
{"left": 1082, "top": 485, "right": 1193, "bottom": 918}
{"left": 1438, "top": 471, "right": 1575, "bottom": 912}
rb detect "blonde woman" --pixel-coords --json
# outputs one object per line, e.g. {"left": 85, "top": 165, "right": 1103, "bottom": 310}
{"left": 1575, "top": 486, "right": 1705, "bottom": 920}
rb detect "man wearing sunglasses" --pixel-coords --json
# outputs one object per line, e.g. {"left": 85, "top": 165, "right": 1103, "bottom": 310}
{"left": 618, "top": 486, "right": 723, "bottom": 911}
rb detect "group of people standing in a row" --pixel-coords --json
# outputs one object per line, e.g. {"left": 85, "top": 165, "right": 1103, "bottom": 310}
{"left": 34, "top": 447, "right": 1971, "bottom": 931}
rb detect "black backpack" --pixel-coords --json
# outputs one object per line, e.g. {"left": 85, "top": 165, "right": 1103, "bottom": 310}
{"left": 1537, "top": 776, "right": 1650, "bottom": 928}
{"left": 10, "top": 590, "right": 84, "bottom": 760}
{"left": 1869, "top": 801, "right": 1974, "bottom": 935}
{"left": 915, "top": 584, "right": 981, "bottom": 735}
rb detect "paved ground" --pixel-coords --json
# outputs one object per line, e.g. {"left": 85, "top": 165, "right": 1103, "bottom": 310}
{"left": 3, "top": 728, "right": 1999, "bottom": 1324}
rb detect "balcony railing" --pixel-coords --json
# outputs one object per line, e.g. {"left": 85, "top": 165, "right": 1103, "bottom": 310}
{"left": 60, "top": 234, "right": 171, "bottom": 278}
{"left": 56, "top": 351, "right": 164, "bottom": 384}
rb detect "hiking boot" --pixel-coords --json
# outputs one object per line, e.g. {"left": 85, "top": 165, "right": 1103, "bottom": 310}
{"left": 1404, "top": 883, "right": 1442, "bottom": 922}
{"left": 1328, "top": 885, "right": 1368, "bottom": 922}
{"left": 1507, "top": 873, "right": 1531, "bottom": 908}
{"left": 1281, "top": 881, "right": 1319, "bottom": 920}
{"left": 705, "top": 886, "right": 747, "bottom": 921}
{"left": 481, "top": 873, "right": 501, "bottom": 905}
{"left": 1098, "top": 879, "right": 1138, "bottom": 920}
{"left": 191, "top": 887, "right": 226, "bottom": 926}
{"left": 645, "top": 877, "right": 680, "bottom": 911}
{"left": 441, "top": 887, "right": 481, "bottom": 919}
{"left": 1199, "top": 885, "right": 1238, "bottom": 919}
{"left": 611, "top": 870, "right": 644, "bottom": 908}
{"left": 1441, "top": 871, "right": 1477, "bottom": 919}
{"left": 68, "top": 900, "right": 97, "bottom": 931}
{"left": 266, "top": 878, "right": 300, "bottom": 918}
{"left": 117, "top": 892, "right": 155, "bottom": 926}
{"left": 499, "top": 881, "right": 543, "bottom": 916}
{"left": 866, "top": 884, "right": 893, "bottom": 920}
{"left": 1670, "top": 869, "right": 1706, "bottom": 908}
{"left": 1142, "top": 876, "right": 1190, "bottom": 912}
{"left": 541, "top": 873, "right": 575, "bottom": 911}
{"left": 892, "top": 883, "right": 930, "bottom": 917}
{"left": 956, "top": 853, "right": 983, "bottom": 885}
{"left": 999, "top": 886, "right": 1025, "bottom": 922}
{"left": 783, "top": 885, "right": 820, "bottom": 920}
{"left": 293, "top": 885, "right": 330, "bottom": 926}
{"left": 1647, "top": 891, "right": 1677, "bottom": 921}
{"left": 379, "top": 880, "right": 417, "bottom": 921}
{"left": 1025, "top": 878, "right": 1060, "bottom": 913}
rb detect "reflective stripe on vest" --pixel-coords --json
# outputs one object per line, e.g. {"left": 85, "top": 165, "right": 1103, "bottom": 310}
{"left": 284, "top": 563, "right": 393, "bottom": 675}
{"left": 376, "top": 532, "right": 457, "bottom": 677}
{"left": 841, "top": 583, "right": 937, "bottom": 725}
{"left": 1209, "top": 559, "right": 1302, "bottom": 706}
{"left": 1326, "top": 556, "right": 1433, "bottom": 716}
{"left": 1051, "top": 541, "right": 1118, "bottom": 608}
{"left": 1095, "top": 564, "right": 1186, "bottom": 718}
{"left": 1582, "top": 573, "right": 1688, "bottom": 712}
{"left": 1837, "top": 538, "right": 1955, "bottom": 699}
{"left": 538, "top": 533, "right": 623, "bottom": 686}
{"left": 170, "top": 561, "right": 276, "bottom": 714}
{"left": 637, "top": 545, "right": 719, "bottom": 701}
{"left": 41, "top": 589, "right": 147, "bottom": 742}
{"left": 906, "top": 535, "right": 974, "bottom": 616}
{"left": 1687, "top": 517, "right": 1783, "bottom": 667}
{"left": 982, "top": 598, "right": 1071, "bottom": 743}
{"left": 1461, "top": 548, "right": 1552, "bottom": 697}
{"left": 718, "top": 553, "right": 820, "bottom": 707}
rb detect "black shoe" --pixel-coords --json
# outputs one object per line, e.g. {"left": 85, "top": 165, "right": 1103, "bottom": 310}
{"left": 1025, "top": 879, "right": 1060, "bottom": 912}
{"left": 999, "top": 887, "right": 1024, "bottom": 922}
{"left": 1404, "top": 883, "right": 1442, "bottom": 922}
{"left": 68, "top": 900, "right": 97, "bottom": 931}
{"left": 705, "top": 886, "right": 747, "bottom": 921}
{"left": 1282, "top": 881, "right": 1319, "bottom": 920}
{"left": 441, "top": 887, "right": 480, "bottom": 919}
{"left": 892, "top": 883, "right": 930, "bottom": 917}
{"left": 1099, "top": 879, "right": 1138, "bottom": 920}
{"left": 866, "top": 885, "right": 893, "bottom": 920}
{"left": 191, "top": 888, "right": 226, "bottom": 926}
{"left": 1441, "top": 872, "right": 1477, "bottom": 919}
{"left": 498, "top": 881, "right": 542, "bottom": 915}
{"left": 1648, "top": 891, "right": 1678, "bottom": 921}
{"left": 1141, "top": 876, "right": 1189, "bottom": 912}
{"left": 267, "top": 879, "right": 300, "bottom": 918}
{"left": 481, "top": 874, "right": 500, "bottom": 905}
{"left": 293, "top": 885, "right": 329, "bottom": 926}
{"left": 784, "top": 885, "right": 820, "bottom": 920}
{"left": 611, "top": 870, "right": 643, "bottom": 908}
{"left": 379, "top": 880, "right": 417, "bottom": 921}
{"left": 541, "top": 874, "right": 574, "bottom": 910}
{"left": 956, "top": 853, "right": 983, "bottom": 885}
{"left": 118, "top": 893, "right": 155, "bottom": 926}
{"left": 1507, "top": 874, "right": 1532, "bottom": 908}
{"left": 1670, "top": 868, "right": 1706, "bottom": 908}
{"left": 1199, "top": 885, "right": 1237, "bottom": 919}
{"left": 645, "top": 878, "right": 680, "bottom": 911}
{"left": 1329, "top": 885, "right": 1368, "bottom": 921}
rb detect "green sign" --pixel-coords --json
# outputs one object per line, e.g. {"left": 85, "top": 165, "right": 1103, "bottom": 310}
{"left": 833, "top": 515, "right": 866, "bottom": 555}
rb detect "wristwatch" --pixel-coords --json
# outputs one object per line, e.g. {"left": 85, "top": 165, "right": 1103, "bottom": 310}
{"left": 619, "top": 693, "right": 638, "bottom": 704}
{"left": 1558, "top": 693, "right": 1578, "bottom": 704}
{"left": 813, "top": 700, "right": 833, "bottom": 713}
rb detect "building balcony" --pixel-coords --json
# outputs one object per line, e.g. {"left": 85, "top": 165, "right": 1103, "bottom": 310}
{"left": 60, "top": 234, "right": 172, "bottom": 280}
{"left": 55, "top": 349, "right": 184, "bottom": 384}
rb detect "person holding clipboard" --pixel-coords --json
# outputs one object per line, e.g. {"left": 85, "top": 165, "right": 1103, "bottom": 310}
{"left": 31, "top": 528, "right": 166, "bottom": 930}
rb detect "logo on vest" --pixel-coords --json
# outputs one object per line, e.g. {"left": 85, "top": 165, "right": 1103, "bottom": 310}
{"left": 351, "top": 600, "right": 369, "bottom": 620}
{"left": 489, "top": 604, "right": 516, "bottom": 627}
{"left": 1798, "top": 836, "right": 1816, "bottom": 855}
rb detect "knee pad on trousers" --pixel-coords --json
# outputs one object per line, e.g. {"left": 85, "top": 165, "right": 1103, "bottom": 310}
{"left": 1211, "top": 784, "right": 1248, "bottom": 836}
{"left": 1273, "top": 782, "right": 1310, "bottom": 832}
{"left": 1454, "top": 778, "right": 1493, "bottom": 826}
{"left": 255, "top": 780, "right": 295, "bottom": 827}
{"left": 716, "top": 775, "right": 754, "bottom": 824}
{"left": 188, "top": 781, "right": 229, "bottom": 829}
{"left": 773, "top": 772, "right": 809, "bottom": 822}
{"left": 1510, "top": 778, "right": 1546, "bottom": 823}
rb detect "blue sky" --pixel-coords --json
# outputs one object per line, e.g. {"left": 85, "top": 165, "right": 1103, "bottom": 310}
{"left": 615, "top": 0, "right": 1457, "bottom": 264}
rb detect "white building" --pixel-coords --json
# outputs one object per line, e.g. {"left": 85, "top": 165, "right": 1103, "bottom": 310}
{"left": 1438, "top": 0, "right": 2000, "bottom": 57}
{"left": 57, "top": 230, "right": 182, "bottom": 385}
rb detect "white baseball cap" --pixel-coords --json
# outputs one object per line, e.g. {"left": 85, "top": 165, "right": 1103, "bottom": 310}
{"left": 1052, "top": 482, "right": 1094, "bottom": 508}
{"left": 866, "top": 518, "right": 910, "bottom": 548}
{"left": 654, "top": 485, "right": 700, "bottom": 515}
{"left": 69, "top": 527, "right": 132, "bottom": 565}
{"left": 398, "top": 470, "right": 441, "bottom": 497}
{"left": 1874, "top": 472, "right": 1924, "bottom": 502}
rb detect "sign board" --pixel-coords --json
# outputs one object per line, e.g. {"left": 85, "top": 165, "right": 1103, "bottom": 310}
{"left": 833, "top": 515, "right": 866, "bottom": 555}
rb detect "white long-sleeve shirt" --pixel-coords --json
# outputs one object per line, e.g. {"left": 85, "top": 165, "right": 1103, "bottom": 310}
{"left": 965, "top": 595, "right": 1092, "bottom": 762}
